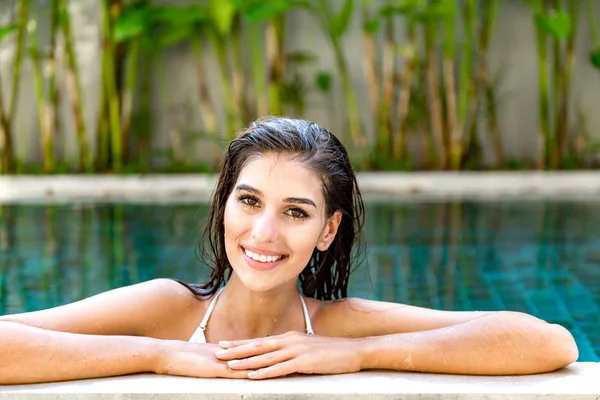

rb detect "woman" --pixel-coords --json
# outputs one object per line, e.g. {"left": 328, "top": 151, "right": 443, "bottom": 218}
{"left": 0, "top": 117, "right": 578, "bottom": 384}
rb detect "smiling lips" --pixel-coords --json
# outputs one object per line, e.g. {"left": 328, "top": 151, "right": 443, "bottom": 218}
{"left": 242, "top": 246, "right": 287, "bottom": 271}
{"left": 243, "top": 248, "right": 283, "bottom": 263}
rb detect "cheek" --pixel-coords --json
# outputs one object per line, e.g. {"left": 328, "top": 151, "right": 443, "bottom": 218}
{"left": 224, "top": 201, "right": 246, "bottom": 237}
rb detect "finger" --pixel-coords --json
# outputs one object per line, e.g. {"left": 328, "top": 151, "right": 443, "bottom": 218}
{"left": 215, "top": 340, "right": 280, "bottom": 360}
{"left": 247, "top": 360, "right": 298, "bottom": 380}
{"left": 215, "top": 364, "right": 253, "bottom": 379}
{"left": 218, "top": 340, "right": 254, "bottom": 349}
{"left": 227, "top": 350, "right": 291, "bottom": 370}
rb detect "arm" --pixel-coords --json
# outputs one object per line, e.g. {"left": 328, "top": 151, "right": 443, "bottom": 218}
{"left": 0, "top": 278, "right": 225, "bottom": 384}
{"left": 358, "top": 311, "right": 578, "bottom": 375}
{"left": 0, "top": 322, "right": 160, "bottom": 384}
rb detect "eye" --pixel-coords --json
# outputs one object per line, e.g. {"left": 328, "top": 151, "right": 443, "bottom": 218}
{"left": 286, "top": 207, "right": 309, "bottom": 220}
{"left": 238, "top": 194, "right": 259, "bottom": 208}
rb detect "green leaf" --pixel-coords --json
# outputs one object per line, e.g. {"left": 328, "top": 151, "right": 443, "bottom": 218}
{"left": 535, "top": 10, "right": 572, "bottom": 39}
{"left": 380, "top": 0, "right": 424, "bottom": 16}
{"left": 286, "top": 50, "right": 317, "bottom": 63}
{"left": 363, "top": 18, "right": 380, "bottom": 33}
{"left": 154, "top": 5, "right": 205, "bottom": 24}
{"left": 0, "top": 24, "right": 17, "bottom": 42}
{"left": 114, "top": 7, "right": 152, "bottom": 43}
{"left": 241, "top": 0, "right": 291, "bottom": 22}
{"left": 398, "top": 0, "right": 425, "bottom": 14}
{"left": 316, "top": 71, "right": 332, "bottom": 92}
{"left": 157, "top": 25, "right": 195, "bottom": 48}
{"left": 209, "top": 0, "right": 238, "bottom": 35}
{"left": 591, "top": 48, "right": 600, "bottom": 70}
{"left": 416, "top": 2, "right": 455, "bottom": 21}
{"left": 330, "top": 0, "right": 354, "bottom": 38}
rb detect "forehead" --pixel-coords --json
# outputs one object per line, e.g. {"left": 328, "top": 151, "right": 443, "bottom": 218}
{"left": 236, "top": 153, "right": 323, "bottom": 199}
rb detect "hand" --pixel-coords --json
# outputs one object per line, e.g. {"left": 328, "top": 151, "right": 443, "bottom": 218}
{"left": 214, "top": 331, "right": 364, "bottom": 379}
{"left": 152, "top": 340, "right": 252, "bottom": 379}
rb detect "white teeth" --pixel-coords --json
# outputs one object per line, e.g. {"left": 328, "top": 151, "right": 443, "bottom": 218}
{"left": 244, "top": 248, "right": 283, "bottom": 263}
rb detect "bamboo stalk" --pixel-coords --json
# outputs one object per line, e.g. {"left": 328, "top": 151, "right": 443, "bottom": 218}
{"left": 266, "top": 17, "right": 283, "bottom": 115}
{"left": 120, "top": 37, "right": 140, "bottom": 165}
{"left": 424, "top": 20, "right": 445, "bottom": 169}
{"left": 136, "top": 53, "right": 152, "bottom": 171}
{"left": 588, "top": 0, "right": 600, "bottom": 48}
{"left": 62, "top": 0, "right": 90, "bottom": 172}
{"left": 549, "top": 0, "right": 561, "bottom": 168}
{"left": 211, "top": 34, "right": 241, "bottom": 139}
{"left": 29, "top": 21, "right": 55, "bottom": 173}
{"left": 553, "top": 0, "right": 578, "bottom": 168}
{"left": 96, "top": 0, "right": 109, "bottom": 171}
{"left": 361, "top": 3, "right": 380, "bottom": 134}
{"left": 533, "top": 0, "right": 550, "bottom": 169}
{"left": 232, "top": 15, "right": 248, "bottom": 124}
{"left": 0, "top": 66, "right": 14, "bottom": 174}
{"left": 0, "top": 0, "right": 30, "bottom": 173}
{"left": 455, "top": 0, "right": 475, "bottom": 169}
{"left": 49, "top": 0, "right": 61, "bottom": 165}
{"left": 482, "top": 0, "right": 503, "bottom": 166}
{"left": 394, "top": 20, "right": 416, "bottom": 162}
{"left": 191, "top": 37, "right": 219, "bottom": 135}
{"left": 377, "top": 16, "right": 395, "bottom": 157}
{"left": 332, "top": 36, "right": 365, "bottom": 149}
{"left": 249, "top": 23, "right": 268, "bottom": 118}
{"left": 8, "top": 0, "right": 29, "bottom": 131}
{"left": 101, "top": 0, "right": 122, "bottom": 172}
{"left": 443, "top": 7, "right": 457, "bottom": 169}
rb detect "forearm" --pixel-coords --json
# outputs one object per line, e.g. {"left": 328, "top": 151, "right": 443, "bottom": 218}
{"left": 0, "top": 321, "right": 160, "bottom": 384}
{"left": 359, "top": 312, "right": 578, "bottom": 375}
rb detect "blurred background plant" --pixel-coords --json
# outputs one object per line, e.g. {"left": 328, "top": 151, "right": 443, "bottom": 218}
{"left": 0, "top": 0, "right": 599, "bottom": 174}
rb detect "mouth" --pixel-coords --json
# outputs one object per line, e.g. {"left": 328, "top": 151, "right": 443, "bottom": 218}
{"left": 241, "top": 246, "right": 287, "bottom": 270}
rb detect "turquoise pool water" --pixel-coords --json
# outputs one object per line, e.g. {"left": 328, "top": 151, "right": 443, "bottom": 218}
{"left": 0, "top": 200, "right": 599, "bottom": 361}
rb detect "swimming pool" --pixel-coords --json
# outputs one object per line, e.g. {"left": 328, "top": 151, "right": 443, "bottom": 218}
{"left": 1, "top": 200, "right": 599, "bottom": 361}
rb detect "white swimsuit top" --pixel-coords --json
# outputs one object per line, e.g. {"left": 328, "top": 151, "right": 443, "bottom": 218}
{"left": 189, "top": 287, "right": 315, "bottom": 343}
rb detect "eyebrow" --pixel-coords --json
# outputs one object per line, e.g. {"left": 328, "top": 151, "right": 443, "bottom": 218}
{"left": 235, "top": 184, "right": 317, "bottom": 208}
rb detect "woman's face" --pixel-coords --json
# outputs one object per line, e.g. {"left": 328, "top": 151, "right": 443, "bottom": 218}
{"left": 223, "top": 152, "right": 340, "bottom": 293}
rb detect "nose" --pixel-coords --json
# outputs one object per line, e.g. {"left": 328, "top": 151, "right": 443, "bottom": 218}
{"left": 251, "top": 210, "right": 280, "bottom": 243}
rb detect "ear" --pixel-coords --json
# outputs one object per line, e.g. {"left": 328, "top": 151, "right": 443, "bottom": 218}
{"left": 317, "top": 210, "right": 342, "bottom": 251}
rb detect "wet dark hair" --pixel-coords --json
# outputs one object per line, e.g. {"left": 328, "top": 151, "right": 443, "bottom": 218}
{"left": 181, "top": 117, "right": 365, "bottom": 300}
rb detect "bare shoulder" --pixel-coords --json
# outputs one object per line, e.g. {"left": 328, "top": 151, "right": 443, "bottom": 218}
{"left": 0, "top": 278, "right": 204, "bottom": 340}
{"left": 313, "top": 296, "right": 493, "bottom": 338}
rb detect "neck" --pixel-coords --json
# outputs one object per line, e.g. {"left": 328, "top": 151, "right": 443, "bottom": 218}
{"left": 215, "top": 273, "right": 306, "bottom": 339}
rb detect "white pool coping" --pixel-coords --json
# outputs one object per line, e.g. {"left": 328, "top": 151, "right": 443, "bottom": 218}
{"left": 0, "top": 363, "right": 599, "bottom": 399}
{"left": 1, "top": 172, "right": 600, "bottom": 203}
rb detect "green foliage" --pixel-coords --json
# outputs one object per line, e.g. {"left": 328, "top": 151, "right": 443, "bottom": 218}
{"left": 535, "top": 10, "right": 572, "bottom": 39}
{"left": 416, "top": 1, "right": 456, "bottom": 21}
{"left": 316, "top": 72, "right": 332, "bottom": 92}
{"left": 236, "top": 0, "right": 292, "bottom": 21}
{"left": 114, "top": 5, "right": 153, "bottom": 43}
{"left": 363, "top": 18, "right": 380, "bottom": 33}
{"left": 330, "top": 0, "right": 354, "bottom": 37}
{"left": 209, "top": 0, "right": 238, "bottom": 36}
{"left": 0, "top": 24, "right": 17, "bottom": 42}
{"left": 4, "top": 0, "right": 600, "bottom": 174}
{"left": 590, "top": 48, "right": 600, "bottom": 70}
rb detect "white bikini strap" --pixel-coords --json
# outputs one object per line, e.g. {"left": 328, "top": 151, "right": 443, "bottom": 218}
{"left": 199, "top": 287, "right": 225, "bottom": 331}
{"left": 299, "top": 295, "right": 314, "bottom": 335}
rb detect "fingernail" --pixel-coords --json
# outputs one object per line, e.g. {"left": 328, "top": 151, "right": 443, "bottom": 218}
{"left": 215, "top": 350, "right": 227, "bottom": 357}
{"left": 248, "top": 371, "right": 257, "bottom": 377}
{"left": 219, "top": 341, "right": 231, "bottom": 345}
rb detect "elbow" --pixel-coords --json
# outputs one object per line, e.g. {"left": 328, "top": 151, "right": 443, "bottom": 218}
{"left": 499, "top": 312, "right": 578, "bottom": 373}
{"left": 544, "top": 323, "right": 579, "bottom": 370}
